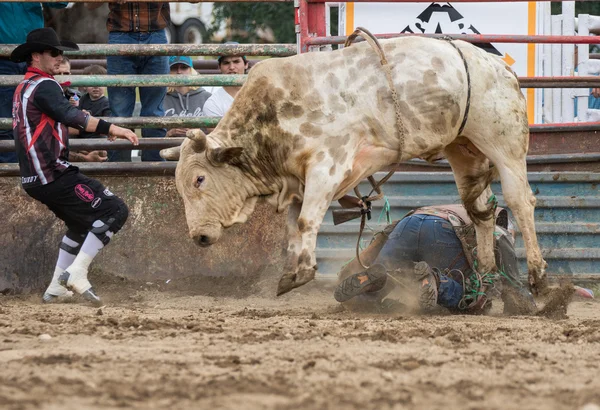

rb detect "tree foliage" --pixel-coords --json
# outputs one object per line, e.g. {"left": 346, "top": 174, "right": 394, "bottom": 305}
{"left": 552, "top": 2, "right": 600, "bottom": 15}
{"left": 208, "top": 3, "right": 296, "bottom": 43}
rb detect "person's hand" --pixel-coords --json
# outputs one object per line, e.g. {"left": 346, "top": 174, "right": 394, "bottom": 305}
{"left": 592, "top": 88, "right": 600, "bottom": 99}
{"left": 69, "top": 96, "right": 79, "bottom": 107}
{"left": 84, "top": 150, "right": 108, "bottom": 162}
{"left": 108, "top": 125, "right": 139, "bottom": 145}
{"left": 166, "top": 128, "right": 189, "bottom": 138}
{"left": 75, "top": 150, "right": 107, "bottom": 162}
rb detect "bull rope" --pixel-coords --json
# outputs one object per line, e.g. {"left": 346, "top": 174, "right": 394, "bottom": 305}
{"left": 344, "top": 27, "right": 406, "bottom": 270}
{"left": 343, "top": 28, "right": 473, "bottom": 271}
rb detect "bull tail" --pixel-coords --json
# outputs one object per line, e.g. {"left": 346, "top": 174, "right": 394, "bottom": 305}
{"left": 462, "top": 166, "right": 500, "bottom": 225}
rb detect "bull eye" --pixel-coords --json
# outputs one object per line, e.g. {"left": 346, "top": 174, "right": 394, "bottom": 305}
{"left": 195, "top": 176, "right": 205, "bottom": 188}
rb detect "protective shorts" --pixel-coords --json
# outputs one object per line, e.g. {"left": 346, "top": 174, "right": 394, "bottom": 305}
{"left": 25, "top": 167, "right": 128, "bottom": 235}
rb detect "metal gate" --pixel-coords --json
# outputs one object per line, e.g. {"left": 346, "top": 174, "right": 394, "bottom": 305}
{"left": 316, "top": 172, "right": 600, "bottom": 279}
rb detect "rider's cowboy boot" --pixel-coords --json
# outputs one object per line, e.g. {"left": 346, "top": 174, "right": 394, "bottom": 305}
{"left": 334, "top": 264, "right": 388, "bottom": 303}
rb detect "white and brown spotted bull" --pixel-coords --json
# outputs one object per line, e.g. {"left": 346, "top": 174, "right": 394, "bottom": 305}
{"left": 161, "top": 35, "right": 548, "bottom": 297}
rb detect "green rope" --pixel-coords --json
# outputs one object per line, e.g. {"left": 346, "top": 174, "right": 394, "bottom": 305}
{"left": 378, "top": 196, "right": 392, "bottom": 225}
{"left": 487, "top": 193, "right": 498, "bottom": 212}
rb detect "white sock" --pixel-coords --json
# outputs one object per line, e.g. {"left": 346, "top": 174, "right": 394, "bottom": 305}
{"left": 45, "top": 235, "right": 80, "bottom": 296}
{"left": 65, "top": 230, "right": 113, "bottom": 293}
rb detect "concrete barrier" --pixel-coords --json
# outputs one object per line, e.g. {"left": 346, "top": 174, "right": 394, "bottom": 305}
{"left": 0, "top": 176, "right": 287, "bottom": 294}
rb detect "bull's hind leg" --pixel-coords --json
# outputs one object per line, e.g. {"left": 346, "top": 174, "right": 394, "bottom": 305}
{"left": 444, "top": 143, "right": 497, "bottom": 275}
{"left": 495, "top": 159, "right": 548, "bottom": 295}
{"left": 464, "top": 60, "right": 547, "bottom": 295}
{"left": 466, "top": 123, "right": 547, "bottom": 294}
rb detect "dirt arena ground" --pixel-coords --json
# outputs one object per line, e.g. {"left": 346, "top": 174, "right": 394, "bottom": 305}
{"left": 1, "top": 273, "right": 599, "bottom": 410}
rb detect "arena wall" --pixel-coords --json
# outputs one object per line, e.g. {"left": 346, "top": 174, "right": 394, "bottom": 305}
{"left": 0, "top": 176, "right": 287, "bottom": 294}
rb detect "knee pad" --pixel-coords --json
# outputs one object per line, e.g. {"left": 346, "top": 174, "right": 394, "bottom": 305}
{"left": 90, "top": 219, "right": 114, "bottom": 245}
{"left": 60, "top": 231, "right": 85, "bottom": 255}
{"left": 90, "top": 202, "right": 129, "bottom": 244}
{"left": 110, "top": 202, "right": 129, "bottom": 233}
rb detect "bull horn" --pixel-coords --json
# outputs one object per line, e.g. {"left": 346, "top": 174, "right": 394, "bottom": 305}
{"left": 186, "top": 129, "right": 208, "bottom": 153}
{"left": 160, "top": 145, "right": 181, "bottom": 161}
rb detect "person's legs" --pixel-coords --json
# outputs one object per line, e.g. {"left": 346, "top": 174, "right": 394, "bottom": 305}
{"left": 59, "top": 181, "right": 129, "bottom": 305}
{"left": 335, "top": 215, "right": 468, "bottom": 311}
{"left": 0, "top": 60, "right": 26, "bottom": 163}
{"left": 27, "top": 171, "right": 129, "bottom": 305}
{"left": 42, "top": 230, "right": 85, "bottom": 302}
{"left": 138, "top": 30, "right": 168, "bottom": 162}
{"left": 107, "top": 32, "right": 138, "bottom": 162}
{"left": 414, "top": 216, "right": 470, "bottom": 272}
{"left": 413, "top": 217, "right": 467, "bottom": 310}
{"left": 60, "top": 218, "right": 120, "bottom": 304}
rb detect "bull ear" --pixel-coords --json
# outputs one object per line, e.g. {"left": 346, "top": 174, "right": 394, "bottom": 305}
{"left": 209, "top": 147, "right": 244, "bottom": 165}
{"left": 186, "top": 129, "right": 207, "bottom": 153}
{"left": 160, "top": 145, "right": 181, "bottom": 161}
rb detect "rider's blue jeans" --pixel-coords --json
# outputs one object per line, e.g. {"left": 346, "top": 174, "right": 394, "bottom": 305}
{"left": 375, "top": 214, "right": 466, "bottom": 309}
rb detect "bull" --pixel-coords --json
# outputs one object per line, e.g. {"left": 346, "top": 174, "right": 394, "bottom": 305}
{"left": 161, "top": 35, "right": 548, "bottom": 297}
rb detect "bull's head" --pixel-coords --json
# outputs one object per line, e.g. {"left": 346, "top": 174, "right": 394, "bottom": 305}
{"left": 162, "top": 130, "right": 258, "bottom": 247}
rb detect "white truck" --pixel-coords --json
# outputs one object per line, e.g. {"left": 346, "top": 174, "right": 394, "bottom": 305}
{"left": 168, "top": 2, "right": 215, "bottom": 44}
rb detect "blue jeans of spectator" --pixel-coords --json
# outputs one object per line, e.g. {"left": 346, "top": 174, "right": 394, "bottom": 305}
{"left": 107, "top": 30, "right": 168, "bottom": 162}
{"left": 374, "top": 214, "right": 467, "bottom": 309}
{"left": 0, "top": 60, "right": 26, "bottom": 163}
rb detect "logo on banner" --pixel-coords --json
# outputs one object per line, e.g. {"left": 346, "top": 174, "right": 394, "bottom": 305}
{"left": 401, "top": 2, "right": 515, "bottom": 66}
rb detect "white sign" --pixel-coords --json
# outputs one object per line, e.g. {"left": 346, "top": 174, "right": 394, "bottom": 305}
{"left": 340, "top": 2, "right": 538, "bottom": 121}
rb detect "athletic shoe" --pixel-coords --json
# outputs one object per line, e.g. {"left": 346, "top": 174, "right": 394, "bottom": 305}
{"left": 334, "top": 264, "right": 388, "bottom": 303}
{"left": 414, "top": 261, "right": 439, "bottom": 312}
{"left": 59, "top": 270, "right": 102, "bottom": 306}
{"left": 81, "top": 288, "right": 103, "bottom": 307}
{"left": 42, "top": 290, "right": 74, "bottom": 304}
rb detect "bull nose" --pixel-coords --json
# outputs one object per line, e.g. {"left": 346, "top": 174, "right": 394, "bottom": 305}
{"left": 194, "top": 234, "right": 213, "bottom": 247}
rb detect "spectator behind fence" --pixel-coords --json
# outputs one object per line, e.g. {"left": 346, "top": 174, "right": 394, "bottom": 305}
{"left": 573, "top": 47, "right": 600, "bottom": 120}
{"left": 86, "top": 1, "right": 170, "bottom": 162}
{"left": 164, "top": 56, "right": 211, "bottom": 138}
{"left": 591, "top": 88, "right": 600, "bottom": 110}
{"left": 77, "top": 64, "right": 111, "bottom": 137}
{"left": 57, "top": 57, "right": 82, "bottom": 108}
{"left": 65, "top": 64, "right": 111, "bottom": 163}
{"left": 202, "top": 45, "right": 249, "bottom": 132}
{"left": 0, "top": 1, "right": 68, "bottom": 163}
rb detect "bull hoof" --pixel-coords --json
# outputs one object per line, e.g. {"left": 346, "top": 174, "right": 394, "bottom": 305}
{"left": 528, "top": 270, "right": 549, "bottom": 297}
{"left": 276, "top": 268, "right": 316, "bottom": 296}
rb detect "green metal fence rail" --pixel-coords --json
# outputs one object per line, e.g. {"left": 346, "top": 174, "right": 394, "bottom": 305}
{"left": 2, "top": 74, "right": 600, "bottom": 88}
{"left": 4, "top": 119, "right": 600, "bottom": 131}
{"left": 0, "top": 151, "right": 597, "bottom": 177}
{"left": 0, "top": 44, "right": 296, "bottom": 58}
{"left": 0, "top": 75, "right": 246, "bottom": 88}
{"left": 0, "top": 117, "right": 220, "bottom": 130}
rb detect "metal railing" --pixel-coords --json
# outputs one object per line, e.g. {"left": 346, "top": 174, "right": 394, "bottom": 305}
{"left": 2, "top": 74, "right": 600, "bottom": 88}
{"left": 0, "top": 43, "right": 296, "bottom": 58}
{"left": 305, "top": 33, "right": 600, "bottom": 47}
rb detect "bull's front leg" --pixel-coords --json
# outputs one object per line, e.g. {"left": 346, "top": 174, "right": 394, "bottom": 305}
{"left": 277, "top": 166, "right": 340, "bottom": 296}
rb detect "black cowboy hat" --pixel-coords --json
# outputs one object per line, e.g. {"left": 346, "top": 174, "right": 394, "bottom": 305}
{"left": 10, "top": 28, "right": 79, "bottom": 63}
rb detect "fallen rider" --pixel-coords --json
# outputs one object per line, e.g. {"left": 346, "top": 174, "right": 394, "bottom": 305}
{"left": 334, "top": 204, "right": 538, "bottom": 315}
